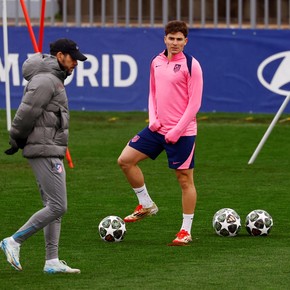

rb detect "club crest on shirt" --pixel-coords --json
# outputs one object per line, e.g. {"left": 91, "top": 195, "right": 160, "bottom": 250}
{"left": 131, "top": 135, "right": 140, "bottom": 143}
{"left": 174, "top": 64, "right": 181, "bottom": 73}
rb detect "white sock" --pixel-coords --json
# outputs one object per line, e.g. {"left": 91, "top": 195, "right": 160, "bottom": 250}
{"left": 46, "top": 258, "right": 59, "bottom": 265}
{"left": 181, "top": 213, "right": 194, "bottom": 233}
{"left": 133, "top": 184, "right": 154, "bottom": 208}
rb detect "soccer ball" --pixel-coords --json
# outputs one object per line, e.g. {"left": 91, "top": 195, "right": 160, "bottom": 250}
{"left": 98, "top": 215, "right": 126, "bottom": 242}
{"left": 245, "top": 209, "right": 273, "bottom": 236}
{"left": 212, "top": 208, "right": 241, "bottom": 237}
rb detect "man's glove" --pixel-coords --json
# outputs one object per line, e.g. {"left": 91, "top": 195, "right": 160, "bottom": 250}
{"left": 4, "top": 147, "right": 19, "bottom": 155}
{"left": 15, "top": 138, "right": 27, "bottom": 149}
{"left": 4, "top": 138, "right": 27, "bottom": 155}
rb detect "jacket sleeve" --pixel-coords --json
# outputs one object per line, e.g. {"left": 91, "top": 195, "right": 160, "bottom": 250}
{"left": 10, "top": 74, "right": 55, "bottom": 140}
{"left": 165, "top": 58, "right": 203, "bottom": 143}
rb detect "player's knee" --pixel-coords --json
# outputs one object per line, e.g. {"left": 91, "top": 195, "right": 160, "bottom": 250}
{"left": 50, "top": 203, "right": 67, "bottom": 218}
{"left": 176, "top": 171, "right": 194, "bottom": 189}
{"left": 117, "top": 155, "right": 123, "bottom": 167}
{"left": 117, "top": 155, "right": 129, "bottom": 170}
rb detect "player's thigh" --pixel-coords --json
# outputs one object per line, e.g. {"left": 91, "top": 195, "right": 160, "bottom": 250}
{"left": 29, "top": 157, "right": 67, "bottom": 205}
{"left": 118, "top": 144, "right": 149, "bottom": 165}
{"left": 165, "top": 136, "right": 196, "bottom": 169}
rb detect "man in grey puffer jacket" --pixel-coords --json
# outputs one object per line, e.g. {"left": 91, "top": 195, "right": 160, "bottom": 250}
{"left": 0, "top": 39, "right": 87, "bottom": 274}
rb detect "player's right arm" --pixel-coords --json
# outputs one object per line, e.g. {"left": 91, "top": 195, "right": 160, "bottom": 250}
{"left": 148, "top": 60, "right": 161, "bottom": 132}
{"left": 10, "top": 75, "right": 54, "bottom": 141}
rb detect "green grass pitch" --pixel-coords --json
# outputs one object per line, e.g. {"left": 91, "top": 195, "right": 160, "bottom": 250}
{"left": 0, "top": 110, "right": 290, "bottom": 289}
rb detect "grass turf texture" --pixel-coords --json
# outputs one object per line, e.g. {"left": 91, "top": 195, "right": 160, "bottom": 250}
{"left": 0, "top": 110, "right": 290, "bottom": 289}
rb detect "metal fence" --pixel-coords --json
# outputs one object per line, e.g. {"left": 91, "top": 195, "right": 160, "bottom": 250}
{"left": 1, "top": 0, "right": 290, "bottom": 29}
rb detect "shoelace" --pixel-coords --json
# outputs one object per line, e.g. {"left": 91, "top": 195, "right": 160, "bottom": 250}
{"left": 59, "top": 260, "right": 68, "bottom": 267}
{"left": 134, "top": 205, "right": 143, "bottom": 212}
{"left": 176, "top": 230, "right": 190, "bottom": 238}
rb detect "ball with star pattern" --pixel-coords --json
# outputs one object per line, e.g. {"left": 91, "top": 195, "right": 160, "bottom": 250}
{"left": 245, "top": 209, "right": 273, "bottom": 236}
{"left": 212, "top": 208, "right": 241, "bottom": 237}
{"left": 98, "top": 215, "right": 126, "bottom": 242}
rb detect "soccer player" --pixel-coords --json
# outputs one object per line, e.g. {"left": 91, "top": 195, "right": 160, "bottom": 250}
{"left": 118, "top": 20, "right": 203, "bottom": 245}
{"left": 0, "top": 39, "right": 87, "bottom": 273}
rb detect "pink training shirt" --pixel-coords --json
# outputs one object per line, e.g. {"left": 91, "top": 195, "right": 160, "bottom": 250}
{"left": 148, "top": 50, "right": 203, "bottom": 144}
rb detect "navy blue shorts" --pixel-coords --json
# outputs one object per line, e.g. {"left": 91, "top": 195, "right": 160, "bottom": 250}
{"left": 129, "top": 127, "right": 196, "bottom": 169}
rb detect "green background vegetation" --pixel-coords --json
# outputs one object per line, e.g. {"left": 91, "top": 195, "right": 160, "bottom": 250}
{"left": 1, "top": 110, "right": 290, "bottom": 289}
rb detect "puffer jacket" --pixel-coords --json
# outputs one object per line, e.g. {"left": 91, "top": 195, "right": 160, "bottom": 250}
{"left": 10, "top": 53, "right": 69, "bottom": 158}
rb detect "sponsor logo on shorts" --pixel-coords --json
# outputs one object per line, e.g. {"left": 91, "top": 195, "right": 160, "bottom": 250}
{"left": 131, "top": 135, "right": 140, "bottom": 143}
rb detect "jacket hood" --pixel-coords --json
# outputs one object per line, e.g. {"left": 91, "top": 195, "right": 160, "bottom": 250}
{"left": 22, "top": 53, "right": 66, "bottom": 82}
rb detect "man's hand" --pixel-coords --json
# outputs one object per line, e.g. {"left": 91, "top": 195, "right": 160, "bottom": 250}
{"left": 4, "top": 138, "right": 27, "bottom": 155}
{"left": 4, "top": 147, "right": 19, "bottom": 155}
{"left": 165, "top": 128, "right": 182, "bottom": 144}
{"left": 149, "top": 120, "right": 161, "bottom": 132}
{"left": 15, "top": 138, "right": 27, "bottom": 149}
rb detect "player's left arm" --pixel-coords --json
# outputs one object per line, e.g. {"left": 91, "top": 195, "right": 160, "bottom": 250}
{"left": 165, "top": 58, "right": 203, "bottom": 144}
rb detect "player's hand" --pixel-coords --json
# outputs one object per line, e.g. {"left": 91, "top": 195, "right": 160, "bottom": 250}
{"left": 165, "top": 129, "right": 181, "bottom": 144}
{"left": 149, "top": 120, "right": 161, "bottom": 132}
{"left": 15, "top": 138, "right": 27, "bottom": 149}
{"left": 4, "top": 147, "right": 19, "bottom": 155}
{"left": 4, "top": 138, "right": 19, "bottom": 155}
{"left": 4, "top": 137, "right": 27, "bottom": 155}
{"left": 10, "top": 137, "right": 27, "bottom": 149}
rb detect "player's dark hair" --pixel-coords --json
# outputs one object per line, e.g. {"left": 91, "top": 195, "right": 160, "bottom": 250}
{"left": 165, "top": 20, "right": 188, "bottom": 38}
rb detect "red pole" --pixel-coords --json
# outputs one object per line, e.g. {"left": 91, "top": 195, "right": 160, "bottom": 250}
{"left": 38, "top": 0, "right": 46, "bottom": 52}
{"left": 19, "top": 0, "right": 39, "bottom": 52}
{"left": 65, "top": 148, "right": 74, "bottom": 168}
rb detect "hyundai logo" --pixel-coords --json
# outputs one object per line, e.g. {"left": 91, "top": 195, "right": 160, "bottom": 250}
{"left": 257, "top": 51, "right": 290, "bottom": 97}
